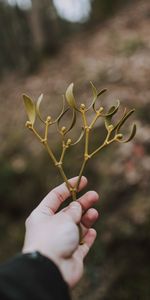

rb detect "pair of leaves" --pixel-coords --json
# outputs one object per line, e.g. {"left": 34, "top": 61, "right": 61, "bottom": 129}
{"left": 115, "top": 109, "right": 136, "bottom": 143}
{"left": 23, "top": 92, "right": 78, "bottom": 137}
{"left": 23, "top": 93, "right": 68, "bottom": 126}
{"left": 105, "top": 106, "right": 136, "bottom": 143}
{"left": 65, "top": 82, "right": 107, "bottom": 112}
{"left": 23, "top": 93, "right": 45, "bottom": 125}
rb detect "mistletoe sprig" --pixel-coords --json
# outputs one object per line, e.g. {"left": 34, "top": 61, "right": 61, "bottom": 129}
{"left": 23, "top": 82, "right": 136, "bottom": 201}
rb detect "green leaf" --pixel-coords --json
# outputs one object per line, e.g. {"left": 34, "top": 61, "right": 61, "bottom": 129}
{"left": 90, "top": 81, "right": 97, "bottom": 100}
{"left": 97, "top": 88, "right": 108, "bottom": 97}
{"left": 54, "top": 95, "right": 66, "bottom": 124}
{"left": 104, "top": 100, "right": 120, "bottom": 129}
{"left": 71, "top": 128, "right": 85, "bottom": 145}
{"left": 122, "top": 124, "right": 137, "bottom": 143}
{"left": 66, "top": 109, "right": 76, "bottom": 134}
{"left": 112, "top": 108, "right": 127, "bottom": 131}
{"left": 65, "top": 83, "right": 79, "bottom": 111}
{"left": 116, "top": 109, "right": 135, "bottom": 133}
{"left": 104, "top": 100, "right": 120, "bottom": 117}
{"left": 23, "top": 94, "right": 36, "bottom": 124}
{"left": 89, "top": 81, "right": 107, "bottom": 111}
{"left": 36, "top": 94, "right": 45, "bottom": 123}
{"left": 56, "top": 108, "right": 69, "bottom": 133}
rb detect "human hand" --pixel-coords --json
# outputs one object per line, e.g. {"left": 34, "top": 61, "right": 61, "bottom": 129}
{"left": 22, "top": 176, "right": 99, "bottom": 287}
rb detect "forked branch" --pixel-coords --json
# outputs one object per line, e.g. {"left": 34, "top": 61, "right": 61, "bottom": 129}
{"left": 23, "top": 82, "right": 136, "bottom": 202}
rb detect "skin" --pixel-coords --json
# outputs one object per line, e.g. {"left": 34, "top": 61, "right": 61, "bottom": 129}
{"left": 23, "top": 176, "right": 99, "bottom": 288}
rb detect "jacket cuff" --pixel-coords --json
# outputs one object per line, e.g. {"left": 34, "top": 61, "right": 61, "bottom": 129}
{"left": 0, "top": 251, "right": 71, "bottom": 300}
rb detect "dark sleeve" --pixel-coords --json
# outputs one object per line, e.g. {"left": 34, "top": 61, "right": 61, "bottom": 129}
{"left": 0, "top": 252, "right": 71, "bottom": 300}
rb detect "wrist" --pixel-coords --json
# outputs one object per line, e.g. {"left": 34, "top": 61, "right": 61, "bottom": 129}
{"left": 22, "top": 246, "right": 62, "bottom": 270}
{"left": 22, "top": 248, "right": 66, "bottom": 284}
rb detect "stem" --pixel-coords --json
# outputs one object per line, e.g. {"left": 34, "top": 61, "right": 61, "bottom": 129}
{"left": 89, "top": 113, "right": 99, "bottom": 129}
{"left": 89, "top": 107, "right": 103, "bottom": 130}
{"left": 75, "top": 110, "right": 89, "bottom": 190}
{"left": 45, "top": 141, "right": 71, "bottom": 195}
{"left": 44, "top": 120, "right": 49, "bottom": 140}
{"left": 44, "top": 142, "right": 58, "bottom": 165}
{"left": 85, "top": 128, "right": 89, "bottom": 155}
{"left": 81, "top": 110, "right": 88, "bottom": 127}
{"left": 71, "top": 190, "right": 77, "bottom": 201}
{"left": 57, "top": 164, "right": 71, "bottom": 191}
{"left": 75, "top": 159, "right": 87, "bottom": 190}
{"left": 90, "top": 142, "right": 107, "bottom": 158}
{"left": 90, "top": 131, "right": 115, "bottom": 158}
{"left": 59, "top": 142, "right": 67, "bottom": 163}
{"left": 29, "top": 123, "right": 72, "bottom": 201}
{"left": 31, "top": 127, "right": 43, "bottom": 142}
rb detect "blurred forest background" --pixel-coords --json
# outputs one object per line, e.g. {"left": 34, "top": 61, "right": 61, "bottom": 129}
{"left": 0, "top": 0, "right": 150, "bottom": 299}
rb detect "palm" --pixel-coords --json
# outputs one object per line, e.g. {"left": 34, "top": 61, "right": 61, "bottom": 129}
{"left": 24, "top": 177, "right": 99, "bottom": 288}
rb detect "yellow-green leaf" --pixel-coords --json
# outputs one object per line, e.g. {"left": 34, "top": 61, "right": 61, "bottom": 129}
{"left": 54, "top": 95, "right": 68, "bottom": 125}
{"left": 23, "top": 94, "right": 36, "bottom": 124}
{"left": 56, "top": 108, "right": 69, "bottom": 133}
{"left": 104, "top": 100, "right": 120, "bottom": 117}
{"left": 36, "top": 94, "right": 45, "bottom": 123}
{"left": 113, "top": 108, "right": 127, "bottom": 131}
{"left": 90, "top": 81, "right": 97, "bottom": 100}
{"left": 122, "top": 124, "right": 137, "bottom": 143}
{"left": 65, "top": 83, "right": 79, "bottom": 111}
{"left": 65, "top": 109, "right": 76, "bottom": 134}
{"left": 116, "top": 109, "right": 135, "bottom": 133}
{"left": 71, "top": 128, "right": 85, "bottom": 145}
{"left": 89, "top": 81, "right": 107, "bottom": 112}
{"left": 104, "top": 100, "right": 120, "bottom": 129}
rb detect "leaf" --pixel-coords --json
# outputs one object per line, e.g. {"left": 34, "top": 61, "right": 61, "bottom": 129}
{"left": 23, "top": 94, "right": 36, "bottom": 124}
{"left": 122, "top": 124, "right": 137, "bottom": 143}
{"left": 104, "top": 100, "right": 120, "bottom": 129}
{"left": 89, "top": 81, "right": 107, "bottom": 111}
{"left": 56, "top": 108, "right": 69, "bottom": 133}
{"left": 71, "top": 128, "right": 85, "bottom": 145}
{"left": 36, "top": 94, "right": 45, "bottom": 123}
{"left": 104, "top": 100, "right": 120, "bottom": 117}
{"left": 54, "top": 95, "right": 66, "bottom": 123}
{"left": 92, "top": 91, "right": 107, "bottom": 111}
{"left": 112, "top": 108, "right": 127, "bottom": 131}
{"left": 97, "top": 89, "right": 107, "bottom": 97}
{"left": 65, "top": 83, "right": 79, "bottom": 111}
{"left": 116, "top": 109, "right": 135, "bottom": 133}
{"left": 90, "top": 81, "right": 97, "bottom": 100}
{"left": 65, "top": 109, "right": 76, "bottom": 134}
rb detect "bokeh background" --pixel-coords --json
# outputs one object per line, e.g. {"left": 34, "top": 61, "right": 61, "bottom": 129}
{"left": 0, "top": 0, "right": 150, "bottom": 299}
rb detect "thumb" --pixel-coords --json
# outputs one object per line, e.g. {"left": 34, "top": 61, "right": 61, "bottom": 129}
{"left": 65, "top": 202, "right": 82, "bottom": 224}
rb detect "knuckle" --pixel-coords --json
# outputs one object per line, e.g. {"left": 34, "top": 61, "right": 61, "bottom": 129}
{"left": 52, "top": 189, "right": 65, "bottom": 205}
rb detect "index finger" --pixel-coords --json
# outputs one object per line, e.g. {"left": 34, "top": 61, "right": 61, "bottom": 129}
{"left": 38, "top": 176, "right": 87, "bottom": 214}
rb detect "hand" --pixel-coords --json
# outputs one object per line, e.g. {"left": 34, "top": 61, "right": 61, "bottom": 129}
{"left": 22, "top": 176, "right": 99, "bottom": 287}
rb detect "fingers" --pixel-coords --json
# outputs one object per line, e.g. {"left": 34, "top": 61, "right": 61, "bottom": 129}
{"left": 77, "top": 191, "right": 99, "bottom": 237}
{"left": 63, "top": 202, "right": 82, "bottom": 224}
{"left": 81, "top": 208, "right": 99, "bottom": 228}
{"left": 77, "top": 191, "right": 99, "bottom": 213}
{"left": 38, "top": 176, "right": 87, "bottom": 214}
{"left": 79, "top": 208, "right": 99, "bottom": 238}
{"left": 75, "top": 228, "right": 97, "bottom": 260}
